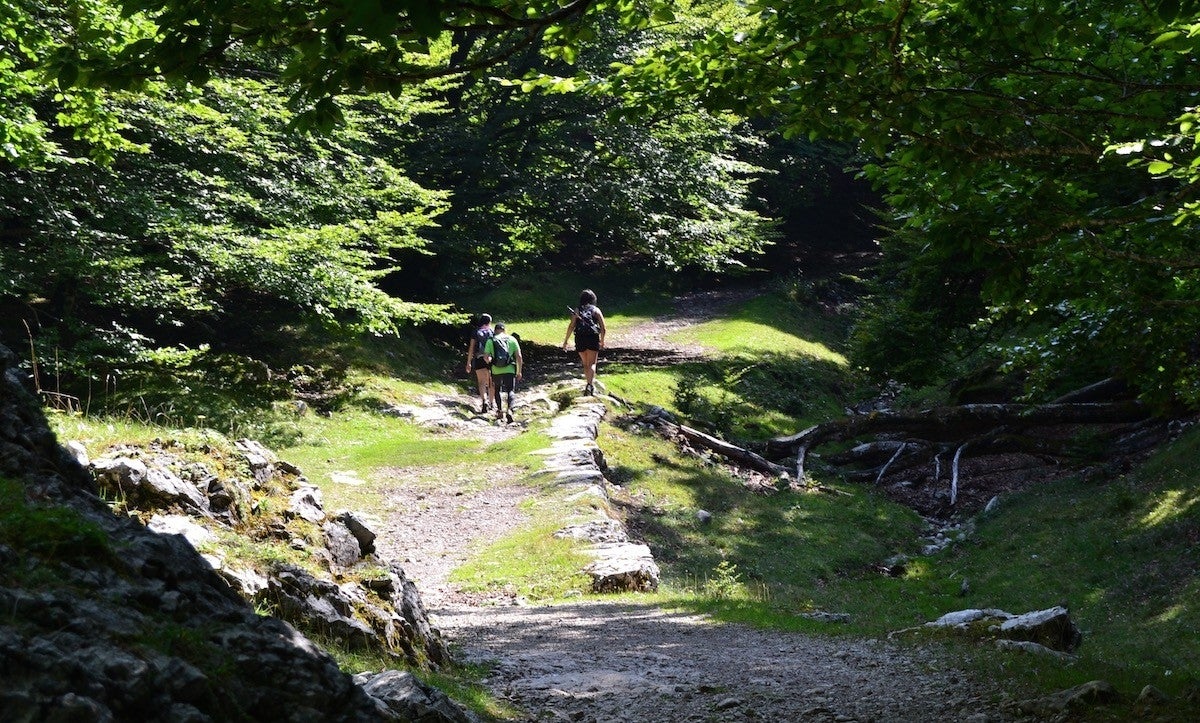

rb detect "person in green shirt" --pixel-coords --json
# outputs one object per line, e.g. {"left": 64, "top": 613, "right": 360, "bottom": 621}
{"left": 484, "top": 322, "right": 523, "bottom": 423}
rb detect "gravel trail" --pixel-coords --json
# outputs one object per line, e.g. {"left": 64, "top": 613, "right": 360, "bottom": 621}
{"left": 378, "top": 287, "right": 1018, "bottom": 722}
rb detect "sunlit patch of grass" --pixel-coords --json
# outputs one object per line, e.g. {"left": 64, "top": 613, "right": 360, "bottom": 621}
{"left": 280, "top": 410, "right": 483, "bottom": 482}
{"left": 1140, "top": 488, "right": 1200, "bottom": 527}
{"left": 673, "top": 293, "right": 850, "bottom": 364}
{"left": 449, "top": 519, "right": 593, "bottom": 601}
{"left": 48, "top": 410, "right": 233, "bottom": 453}
{"left": 419, "top": 665, "right": 524, "bottom": 721}
{"left": 600, "top": 367, "right": 681, "bottom": 413}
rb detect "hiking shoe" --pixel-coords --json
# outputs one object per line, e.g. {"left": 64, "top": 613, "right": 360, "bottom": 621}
{"left": 584, "top": 384, "right": 593, "bottom": 396}
{"left": 505, "top": 411, "right": 513, "bottom": 424}
{"left": 480, "top": 402, "right": 490, "bottom": 414}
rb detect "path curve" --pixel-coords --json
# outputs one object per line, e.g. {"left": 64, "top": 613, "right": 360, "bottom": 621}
{"left": 376, "top": 287, "right": 1017, "bottom": 722}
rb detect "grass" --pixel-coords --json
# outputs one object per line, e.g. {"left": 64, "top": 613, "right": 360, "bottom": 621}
{"left": 602, "top": 420, "right": 925, "bottom": 611}
{"left": 603, "top": 287, "right": 856, "bottom": 441}
{"left": 0, "top": 475, "right": 112, "bottom": 575}
{"left": 602, "top": 410, "right": 1200, "bottom": 714}
{"left": 910, "top": 430, "right": 1200, "bottom": 702}
{"left": 449, "top": 519, "right": 594, "bottom": 602}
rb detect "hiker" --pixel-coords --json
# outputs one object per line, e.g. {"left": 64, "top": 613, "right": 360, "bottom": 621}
{"left": 561, "top": 289, "right": 606, "bottom": 395}
{"left": 485, "top": 322, "right": 523, "bottom": 423}
{"left": 465, "top": 313, "right": 494, "bottom": 413}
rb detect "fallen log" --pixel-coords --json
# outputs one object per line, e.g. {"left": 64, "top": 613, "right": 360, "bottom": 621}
{"left": 658, "top": 420, "right": 790, "bottom": 478}
{"left": 764, "top": 401, "right": 1151, "bottom": 483}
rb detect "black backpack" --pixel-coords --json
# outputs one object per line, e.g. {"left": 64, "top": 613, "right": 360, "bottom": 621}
{"left": 490, "top": 334, "right": 513, "bottom": 367}
{"left": 574, "top": 305, "right": 600, "bottom": 339}
{"left": 473, "top": 326, "right": 493, "bottom": 357}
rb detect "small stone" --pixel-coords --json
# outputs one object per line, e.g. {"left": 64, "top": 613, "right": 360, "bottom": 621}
{"left": 1137, "top": 684, "right": 1170, "bottom": 705}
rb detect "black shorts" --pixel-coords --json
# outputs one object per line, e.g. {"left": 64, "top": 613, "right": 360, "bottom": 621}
{"left": 471, "top": 355, "right": 489, "bottom": 371}
{"left": 574, "top": 335, "right": 600, "bottom": 352}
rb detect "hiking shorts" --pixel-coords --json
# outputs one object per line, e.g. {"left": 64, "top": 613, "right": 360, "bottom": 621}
{"left": 574, "top": 334, "right": 600, "bottom": 352}
{"left": 472, "top": 355, "right": 489, "bottom": 371}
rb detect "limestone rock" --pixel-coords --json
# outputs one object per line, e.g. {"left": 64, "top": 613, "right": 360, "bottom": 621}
{"left": 1018, "top": 679, "right": 1119, "bottom": 715}
{"left": 289, "top": 483, "right": 326, "bottom": 523}
{"left": 92, "top": 456, "right": 209, "bottom": 514}
{"left": 148, "top": 514, "right": 215, "bottom": 550}
{"left": 235, "top": 438, "right": 276, "bottom": 485}
{"left": 926, "top": 609, "right": 1013, "bottom": 628}
{"left": 65, "top": 440, "right": 89, "bottom": 466}
{"left": 583, "top": 543, "right": 660, "bottom": 593}
{"left": 324, "top": 520, "right": 364, "bottom": 568}
{"left": 356, "top": 670, "right": 475, "bottom": 722}
{"left": 997, "top": 605, "right": 1082, "bottom": 652}
{"left": 338, "top": 510, "right": 378, "bottom": 554}
{"left": 554, "top": 519, "right": 628, "bottom": 544}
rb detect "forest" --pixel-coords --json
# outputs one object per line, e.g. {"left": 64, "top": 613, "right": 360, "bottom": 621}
{"left": 4, "top": 0, "right": 1197, "bottom": 421}
{"left": 3, "top": 0, "right": 1200, "bottom": 720}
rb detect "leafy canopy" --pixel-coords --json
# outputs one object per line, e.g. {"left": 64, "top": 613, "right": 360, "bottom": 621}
{"left": 609, "top": 0, "right": 1200, "bottom": 408}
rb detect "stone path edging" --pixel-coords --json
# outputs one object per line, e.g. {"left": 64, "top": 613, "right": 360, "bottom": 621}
{"left": 533, "top": 395, "right": 660, "bottom": 593}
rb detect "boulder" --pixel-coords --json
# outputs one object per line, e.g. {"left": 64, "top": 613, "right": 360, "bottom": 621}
{"left": 583, "top": 543, "right": 660, "bottom": 593}
{"left": 554, "top": 519, "right": 628, "bottom": 544}
{"left": 92, "top": 457, "right": 209, "bottom": 514}
{"left": 1018, "top": 680, "right": 1120, "bottom": 716}
{"left": 338, "top": 511, "right": 377, "bottom": 555}
{"left": 289, "top": 484, "right": 326, "bottom": 523}
{"left": 147, "top": 514, "right": 215, "bottom": 550}
{"left": 235, "top": 439, "right": 276, "bottom": 486}
{"left": 998, "top": 605, "right": 1082, "bottom": 652}
{"left": 356, "top": 670, "right": 475, "bottom": 723}
{"left": 324, "top": 520, "right": 364, "bottom": 568}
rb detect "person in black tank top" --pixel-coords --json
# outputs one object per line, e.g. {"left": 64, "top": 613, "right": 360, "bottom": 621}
{"left": 465, "top": 313, "right": 494, "bottom": 413}
{"left": 561, "top": 289, "right": 607, "bottom": 395}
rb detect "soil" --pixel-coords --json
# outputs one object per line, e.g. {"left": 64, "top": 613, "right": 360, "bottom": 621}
{"left": 375, "top": 287, "right": 1024, "bottom": 722}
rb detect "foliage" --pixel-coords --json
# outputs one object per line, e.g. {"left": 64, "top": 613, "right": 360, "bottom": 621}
{"left": 392, "top": 9, "right": 778, "bottom": 295}
{"left": 2, "top": 50, "right": 458, "bottom": 416}
{"left": 610, "top": 0, "right": 1200, "bottom": 410}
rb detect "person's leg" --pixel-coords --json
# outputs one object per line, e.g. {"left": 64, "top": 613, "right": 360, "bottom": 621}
{"left": 580, "top": 349, "right": 598, "bottom": 391}
{"left": 501, "top": 374, "right": 516, "bottom": 422}
{"left": 474, "top": 367, "right": 490, "bottom": 410}
{"left": 493, "top": 373, "right": 504, "bottom": 416}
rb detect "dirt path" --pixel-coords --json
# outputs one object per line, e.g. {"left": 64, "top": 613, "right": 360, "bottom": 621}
{"left": 374, "top": 287, "right": 1017, "bottom": 722}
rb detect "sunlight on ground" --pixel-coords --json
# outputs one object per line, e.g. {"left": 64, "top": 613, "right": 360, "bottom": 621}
{"left": 1140, "top": 489, "right": 1199, "bottom": 527}
{"left": 672, "top": 317, "right": 848, "bottom": 365}
{"left": 1153, "top": 603, "right": 1186, "bottom": 624}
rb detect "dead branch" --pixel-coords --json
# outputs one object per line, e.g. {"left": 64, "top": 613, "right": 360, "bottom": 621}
{"left": 658, "top": 419, "right": 790, "bottom": 478}
{"left": 764, "top": 401, "right": 1151, "bottom": 484}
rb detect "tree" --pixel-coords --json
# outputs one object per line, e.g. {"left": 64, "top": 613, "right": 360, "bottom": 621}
{"left": 612, "top": 0, "right": 1200, "bottom": 409}
{"left": 1, "top": 48, "right": 452, "bottom": 419}
{"left": 389, "top": 7, "right": 777, "bottom": 296}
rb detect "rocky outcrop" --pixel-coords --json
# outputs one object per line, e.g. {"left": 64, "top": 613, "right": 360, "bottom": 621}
{"left": 82, "top": 433, "right": 449, "bottom": 668}
{"left": 0, "top": 342, "right": 465, "bottom": 721}
{"left": 922, "top": 605, "right": 1083, "bottom": 654}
